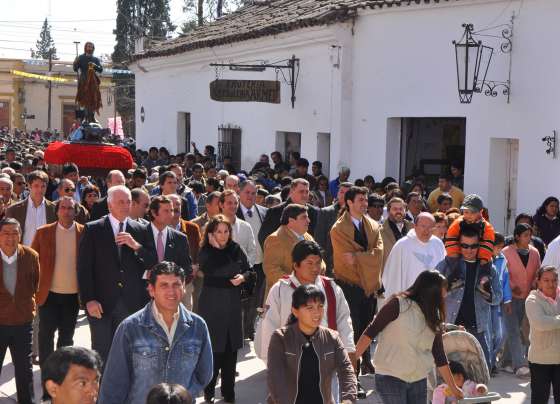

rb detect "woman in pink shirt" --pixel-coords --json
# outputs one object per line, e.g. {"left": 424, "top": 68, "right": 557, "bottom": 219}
{"left": 502, "top": 223, "right": 541, "bottom": 377}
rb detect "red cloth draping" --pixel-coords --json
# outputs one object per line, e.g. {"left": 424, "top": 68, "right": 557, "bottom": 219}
{"left": 44, "top": 142, "right": 133, "bottom": 169}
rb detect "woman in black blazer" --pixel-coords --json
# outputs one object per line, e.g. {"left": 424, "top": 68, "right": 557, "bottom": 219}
{"left": 198, "top": 214, "right": 255, "bottom": 403}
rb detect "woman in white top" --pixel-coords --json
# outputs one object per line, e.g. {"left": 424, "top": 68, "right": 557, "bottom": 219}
{"left": 525, "top": 265, "right": 560, "bottom": 404}
{"left": 355, "top": 270, "right": 463, "bottom": 404}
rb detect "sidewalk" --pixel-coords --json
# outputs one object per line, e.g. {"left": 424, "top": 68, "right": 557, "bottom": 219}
{"left": 0, "top": 313, "right": 544, "bottom": 403}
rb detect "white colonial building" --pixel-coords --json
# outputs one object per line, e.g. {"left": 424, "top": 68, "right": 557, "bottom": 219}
{"left": 130, "top": 0, "right": 559, "bottom": 234}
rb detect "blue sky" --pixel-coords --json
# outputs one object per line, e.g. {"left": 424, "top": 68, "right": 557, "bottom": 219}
{"left": 0, "top": 0, "right": 185, "bottom": 61}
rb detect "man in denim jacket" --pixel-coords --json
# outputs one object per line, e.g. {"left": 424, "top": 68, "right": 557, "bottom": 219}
{"left": 436, "top": 226, "right": 502, "bottom": 369}
{"left": 98, "top": 261, "right": 213, "bottom": 404}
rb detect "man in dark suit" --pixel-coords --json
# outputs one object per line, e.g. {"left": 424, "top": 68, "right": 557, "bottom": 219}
{"left": 236, "top": 180, "right": 267, "bottom": 338}
{"left": 89, "top": 170, "right": 126, "bottom": 221}
{"left": 258, "top": 178, "right": 317, "bottom": 247}
{"left": 142, "top": 195, "right": 192, "bottom": 280}
{"left": 77, "top": 185, "right": 151, "bottom": 363}
{"left": 315, "top": 181, "right": 353, "bottom": 276}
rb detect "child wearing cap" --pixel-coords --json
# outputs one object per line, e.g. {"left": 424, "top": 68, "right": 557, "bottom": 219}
{"left": 444, "top": 195, "right": 496, "bottom": 302}
{"left": 444, "top": 194, "right": 496, "bottom": 264}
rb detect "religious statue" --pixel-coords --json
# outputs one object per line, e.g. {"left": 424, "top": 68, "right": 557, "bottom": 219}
{"left": 73, "top": 41, "right": 103, "bottom": 124}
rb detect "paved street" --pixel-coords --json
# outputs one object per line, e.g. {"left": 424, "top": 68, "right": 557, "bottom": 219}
{"left": 0, "top": 312, "right": 547, "bottom": 403}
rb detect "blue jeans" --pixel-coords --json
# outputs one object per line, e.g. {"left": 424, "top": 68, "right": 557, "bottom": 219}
{"left": 489, "top": 305, "right": 505, "bottom": 369}
{"left": 466, "top": 326, "right": 491, "bottom": 370}
{"left": 374, "top": 374, "right": 426, "bottom": 404}
{"left": 504, "top": 298, "right": 527, "bottom": 370}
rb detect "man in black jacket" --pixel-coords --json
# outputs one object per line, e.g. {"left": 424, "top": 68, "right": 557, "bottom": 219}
{"left": 315, "top": 181, "right": 352, "bottom": 276}
{"left": 142, "top": 195, "right": 192, "bottom": 281}
{"left": 77, "top": 185, "right": 151, "bottom": 363}
{"left": 258, "top": 178, "right": 317, "bottom": 247}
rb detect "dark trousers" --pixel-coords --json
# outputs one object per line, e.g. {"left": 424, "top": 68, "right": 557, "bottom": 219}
{"left": 336, "top": 280, "right": 376, "bottom": 362}
{"left": 530, "top": 362, "right": 560, "bottom": 404}
{"left": 38, "top": 292, "right": 80, "bottom": 367}
{"left": 242, "top": 264, "right": 265, "bottom": 338}
{"left": 87, "top": 298, "right": 130, "bottom": 365}
{"left": 0, "top": 323, "right": 35, "bottom": 404}
{"left": 205, "top": 336, "right": 238, "bottom": 400}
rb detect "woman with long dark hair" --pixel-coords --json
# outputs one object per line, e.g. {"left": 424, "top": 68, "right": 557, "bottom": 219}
{"left": 198, "top": 215, "right": 255, "bottom": 403}
{"left": 533, "top": 196, "right": 560, "bottom": 245}
{"left": 354, "top": 270, "right": 463, "bottom": 403}
{"left": 267, "top": 284, "right": 357, "bottom": 404}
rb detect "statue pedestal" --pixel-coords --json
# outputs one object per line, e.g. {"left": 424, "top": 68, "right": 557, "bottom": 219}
{"left": 81, "top": 124, "right": 111, "bottom": 142}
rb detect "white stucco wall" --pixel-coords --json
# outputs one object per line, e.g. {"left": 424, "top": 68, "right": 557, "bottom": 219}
{"left": 350, "top": 0, "right": 560, "bottom": 231}
{"left": 132, "top": 27, "right": 346, "bottom": 173}
{"left": 132, "top": 0, "right": 560, "bottom": 233}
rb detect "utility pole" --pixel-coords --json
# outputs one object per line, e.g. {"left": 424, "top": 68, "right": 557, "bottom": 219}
{"left": 47, "top": 49, "right": 53, "bottom": 129}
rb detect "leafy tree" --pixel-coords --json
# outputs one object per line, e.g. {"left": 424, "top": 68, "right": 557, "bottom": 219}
{"left": 112, "top": 0, "right": 175, "bottom": 137}
{"left": 31, "top": 18, "right": 57, "bottom": 60}
{"left": 181, "top": 0, "right": 249, "bottom": 33}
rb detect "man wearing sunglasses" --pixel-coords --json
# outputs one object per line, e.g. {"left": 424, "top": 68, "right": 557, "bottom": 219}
{"left": 436, "top": 225, "right": 502, "bottom": 369}
{"left": 57, "top": 179, "right": 90, "bottom": 225}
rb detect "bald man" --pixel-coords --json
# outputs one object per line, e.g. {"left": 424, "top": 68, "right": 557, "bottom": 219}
{"left": 381, "top": 212, "right": 446, "bottom": 297}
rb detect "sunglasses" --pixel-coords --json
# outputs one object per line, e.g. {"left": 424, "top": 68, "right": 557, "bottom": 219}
{"left": 460, "top": 243, "right": 480, "bottom": 250}
{"left": 370, "top": 204, "right": 384, "bottom": 209}
{"left": 64, "top": 188, "right": 76, "bottom": 193}
{"left": 15, "top": 182, "right": 25, "bottom": 186}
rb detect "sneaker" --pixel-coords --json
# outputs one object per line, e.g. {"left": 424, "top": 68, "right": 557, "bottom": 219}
{"left": 503, "top": 365, "right": 514, "bottom": 374}
{"left": 515, "top": 366, "right": 530, "bottom": 377}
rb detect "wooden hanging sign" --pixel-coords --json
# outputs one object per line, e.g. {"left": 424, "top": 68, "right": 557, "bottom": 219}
{"left": 210, "top": 80, "right": 280, "bottom": 104}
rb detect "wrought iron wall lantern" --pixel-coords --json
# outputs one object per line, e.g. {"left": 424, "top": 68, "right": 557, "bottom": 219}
{"left": 542, "top": 130, "right": 557, "bottom": 158}
{"left": 210, "top": 55, "right": 300, "bottom": 108}
{"left": 453, "top": 14, "right": 514, "bottom": 104}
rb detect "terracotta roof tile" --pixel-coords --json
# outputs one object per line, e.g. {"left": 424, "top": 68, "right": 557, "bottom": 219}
{"left": 134, "top": 0, "right": 458, "bottom": 60}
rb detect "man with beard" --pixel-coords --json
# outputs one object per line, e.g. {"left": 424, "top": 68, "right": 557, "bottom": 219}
{"left": 380, "top": 197, "right": 413, "bottom": 266}
{"left": 73, "top": 42, "right": 103, "bottom": 123}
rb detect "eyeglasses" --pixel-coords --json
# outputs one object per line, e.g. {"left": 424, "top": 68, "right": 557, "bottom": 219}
{"left": 370, "top": 204, "right": 384, "bottom": 209}
{"left": 15, "top": 182, "right": 25, "bottom": 186}
{"left": 64, "top": 188, "right": 76, "bottom": 193}
{"left": 460, "top": 243, "right": 480, "bottom": 250}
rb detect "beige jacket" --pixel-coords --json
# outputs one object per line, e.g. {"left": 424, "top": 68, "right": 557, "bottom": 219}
{"left": 380, "top": 219, "right": 413, "bottom": 267}
{"left": 263, "top": 225, "right": 322, "bottom": 299}
{"left": 526, "top": 289, "right": 560, "bottom": 365}
{"left": 331, "top": 211, "right": 384, "bottom": 296}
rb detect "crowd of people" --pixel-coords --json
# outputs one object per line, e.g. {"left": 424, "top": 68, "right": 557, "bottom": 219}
{"left": 1, "top": 126, "right": 560, "bottom": 404}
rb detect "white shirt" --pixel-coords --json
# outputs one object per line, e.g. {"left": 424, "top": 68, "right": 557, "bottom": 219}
{"left": 256, "top": 273, "right": 355, "bottom": 362}
{"left": 351, "top": 215, "right": 362, "bottom": 230}
{"left": 151, "top": 302, "right": 180, "bottom": 345}
{"left": 382, "top": 229, "right": 446, "bottom": 297}
{"left": 1, "top": 249, "right": 17, "bottom": 264}
{"left": 108, "top": 214, "right": 128, "bottom": 237}
{"left": 543, "top": 234, "right": 560, "bottom": 269}
{"left": 231, "top": 217, "right": 257, "bottom": 267}
{"left": 23, "top": 197, "right": 47, "bottom": 246}
{"left": 151, "top": 223, "right": 168, "bottom": 247}
{"left": 240, "top": 203, "right": 266, "bottom": 264}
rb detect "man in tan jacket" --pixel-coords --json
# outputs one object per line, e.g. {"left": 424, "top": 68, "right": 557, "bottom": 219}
{"left": 380, "top": 196, "right": 413, "bottom": 266}
{"left": 331, "top": 186, "right": 383, "bottom": 393}
{"left": 263, "top": 204, "right": 323, "bottom": 299}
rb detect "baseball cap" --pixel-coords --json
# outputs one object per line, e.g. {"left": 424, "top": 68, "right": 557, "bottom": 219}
{"left": 461, "top": 194, "right": 484, "bottom": 212}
